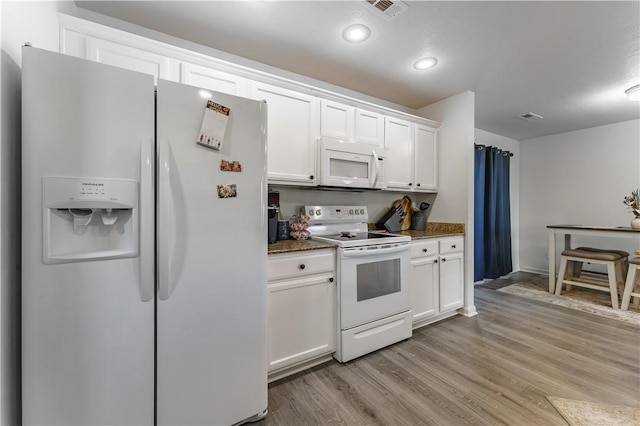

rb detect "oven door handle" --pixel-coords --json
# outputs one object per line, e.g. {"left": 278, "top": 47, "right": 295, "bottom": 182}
{"left": 342, "top": 244, "right": 409, "bottom": 258}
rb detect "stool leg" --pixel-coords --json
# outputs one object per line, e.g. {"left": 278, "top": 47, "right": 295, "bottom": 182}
{"left": 566, "top": 260, "right": 582, "bottom": 291}
{"left": 555, "top": 257, "right": 569, "bottom": 296}
{"left": 615, "top": 260, "right": 626, "bottom": 296}
{"left": 607, "top": 262, "right": 619, "bottom": 309}
{"left": 621, "top": 266, "right": 638, "bottom": 310}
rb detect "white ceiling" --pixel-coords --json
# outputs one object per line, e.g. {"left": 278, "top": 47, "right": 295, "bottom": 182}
{"left": 75, "top": 0, "right": 640, "bottom": 141}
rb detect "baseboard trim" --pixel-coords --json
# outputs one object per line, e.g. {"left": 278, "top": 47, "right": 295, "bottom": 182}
{"left": 519, "top": 266, "right": 548, "bottom": 275}
{"left": 459, "top": 305, "right": 478, "bottom": 317}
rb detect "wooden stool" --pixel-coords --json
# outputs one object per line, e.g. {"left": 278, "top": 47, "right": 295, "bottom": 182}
{"left": 621, "top": 257, "right": 640, "bottom": 311}
{"left": 571, "top": 247, "right": 629, "bottom": 285}
{"left": 555, "top": 248, "right": 629, "bottom": 309}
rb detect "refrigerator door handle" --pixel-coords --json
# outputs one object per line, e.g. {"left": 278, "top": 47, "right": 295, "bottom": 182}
{"left": 139, "top": 137, "right": 154, "bottom": 302}
{"left": 158, "top": 139, "right": 187, "bottom": 300}
{"left": 158, "top": 139, "right": 173, "bottom": 300}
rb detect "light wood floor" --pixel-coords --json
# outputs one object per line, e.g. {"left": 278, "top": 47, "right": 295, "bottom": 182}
{"left": 258, "top": 272, "right": 640, "bottom": 425}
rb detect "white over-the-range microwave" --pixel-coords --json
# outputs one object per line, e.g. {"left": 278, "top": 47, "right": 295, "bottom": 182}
{"left": 317, "top": 138, "right": 386, "bottom": 190}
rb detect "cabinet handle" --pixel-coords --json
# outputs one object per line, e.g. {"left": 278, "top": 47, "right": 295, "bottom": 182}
{"left": 309, "top": 175, "right": 314, "bottom": 180}
{"left": 422, "top": 248, "right": 428, "bottom": 253}
{"left": 452, "top": 244, "right": 456, "bottom": 249}
{"left": 434, "top": 259, "right": 438, "bottom": 263}
{"left": 442, "top": 258, "right": 447, "bottom": 262}
{"left": 417, "top": 183, "right": 421, "bottom": 187}
{"left": 299, "top": 264, "right": 306, "bottom": 270}
{"left": 329, "top": 277, "right": 334, "bottom": 283}
{"left": 408, "top": 182, "right": 413, "bottom": 186}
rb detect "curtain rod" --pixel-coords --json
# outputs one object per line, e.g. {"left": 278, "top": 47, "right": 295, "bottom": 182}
{"left": 474, "top": 144, "right": 514, "bottom": 157}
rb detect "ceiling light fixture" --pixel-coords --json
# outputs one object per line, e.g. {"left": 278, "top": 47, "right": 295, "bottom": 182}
{"left": 625, "top": 84, "right": 640, "bottom": 101}
{"left": 342, "top": 24, "right": 370, "bottom": 43}
{"left": 413, "top": 57, "right": 438, "bottom": 70}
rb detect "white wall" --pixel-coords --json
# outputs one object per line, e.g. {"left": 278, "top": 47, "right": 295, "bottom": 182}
{"left": 1, "top": 2, "right": 79, "bottom": 424}
{"left": 519, "top": 119, "right": 640, "bottom": 274}
{"left": 273, "top": 186, "right": 436, "bottom": 225}
{"left": 417, "top": 91, "right": 476, "bottom": 316}
{"left": 474, "top": 129, "right": 520, "bottom": 272}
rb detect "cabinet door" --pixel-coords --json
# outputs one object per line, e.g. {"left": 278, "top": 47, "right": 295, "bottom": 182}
{"left": 354, "top": 108, "right": 384, "bottom": 147}
{"left": 384, "top": 117, "right": 414, "bottom": 190}
{"left": 414, "top": 124, "right": 438, "bottom": 192}
{"left": 268, "top": 274, "right": 336, "bottom": 372}
{"left": 439, "top": 252, "right": 464, "bottom": 311}
{"left": 86, "top": 37, "right": 177, "bottom": 83}
{"left": 411, "top": 256, "right": 439, "bottom": 323}
{"left": 251, "top": 83, "right": 319, "bottom": 186}
{"left": 320, "top": 100, "right": 354, "bottom": 141}
{"left": 179, "top": 63, "right": 250, "bottom": 97}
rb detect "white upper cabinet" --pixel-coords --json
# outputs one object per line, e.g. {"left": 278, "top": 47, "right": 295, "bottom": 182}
{"left": 385, "top": 118, "right": 438, "bottom": 193}
{"left": 413, "top": 124, "right": 438, "bottom": 192}
{"left": 58, "top": 15, "right": 440, "bottom": 190}
{"left": 179, "top": 63, "right": 250, "bottom": 97}
{"left": 320, "top": 100, "right": 354, "bottom": 141}
{"left": 85, "top": 37, "right": 178, "bottom": 83}
{"left": 384, "top": 117, "right": 414, "bottom": 190}
{"left": 354, "top": 109, "right": 384, "bottom": 147}
{"left": 320, "top": 101, "right": 384, "bottom": 148}
{"left": 251, "top": 82, "right": 319, "bottom": 186}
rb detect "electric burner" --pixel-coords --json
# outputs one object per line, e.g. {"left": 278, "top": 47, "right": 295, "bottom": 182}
{"left": 304, "top": 205, "right": 410, "bottom": 248}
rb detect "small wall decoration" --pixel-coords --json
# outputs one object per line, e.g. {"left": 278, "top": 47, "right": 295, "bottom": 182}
{"left": 220, "top": 160, "right": 242, "bottom": 172}
{"left": 198, "top": 100, "right": 230, "bottom": 151}
{"left": 217, "top": 184, "right": 237, "bottom": 198}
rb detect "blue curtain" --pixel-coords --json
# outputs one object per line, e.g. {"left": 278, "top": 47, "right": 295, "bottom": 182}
{"left": 474, "top": 145, "right": 512, "bottom": 280}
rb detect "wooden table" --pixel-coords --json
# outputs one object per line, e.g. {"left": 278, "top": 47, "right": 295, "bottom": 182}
{"left": 547, "top": 225, "right": 640, "bottom": 293}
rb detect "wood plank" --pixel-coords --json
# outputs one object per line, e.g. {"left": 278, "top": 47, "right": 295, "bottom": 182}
{"left": 258, "top": 273, "right": 640, "bottom": 425}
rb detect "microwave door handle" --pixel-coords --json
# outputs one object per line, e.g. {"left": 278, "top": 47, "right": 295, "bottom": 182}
{"left": 371, "top": 150, "right": 380, "bottom": 187}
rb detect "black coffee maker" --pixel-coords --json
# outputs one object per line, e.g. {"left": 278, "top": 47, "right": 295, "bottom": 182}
{"left": 268, "top": 205, "right": 279, "bottom": 244}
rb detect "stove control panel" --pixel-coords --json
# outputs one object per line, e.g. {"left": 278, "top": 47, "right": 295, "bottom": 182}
{"left": 303, "top": 205, "right": 368, "bottom": 223}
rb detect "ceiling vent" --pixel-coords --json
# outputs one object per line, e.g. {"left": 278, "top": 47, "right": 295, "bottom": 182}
{"left": 364, "top": 0, "right": 409, "bottom": 20}
{"left": 518, "top": 112, "right": 544, "bottom": 121}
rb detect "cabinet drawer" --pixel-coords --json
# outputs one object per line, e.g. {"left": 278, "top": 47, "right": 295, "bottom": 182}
{"left": 439, "top": 237, "right": 464, "bottom": 255}
{"left": 410, "top": 240, "right": 439, "bottom": 259}
{"left": 268, "top": 249, "right": 335, "bottom": 281}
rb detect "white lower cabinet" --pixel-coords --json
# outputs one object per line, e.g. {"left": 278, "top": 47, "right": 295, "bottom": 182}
{"left": 267, "top": 249, "right": 336, "bottom": 382}
{"left": 410, "top": 236, "right": 464, "bottom": 328}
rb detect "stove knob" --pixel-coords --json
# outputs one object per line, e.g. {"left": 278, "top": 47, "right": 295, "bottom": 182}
{"left": 316, "top": 209, "right": 321, "bottom": 216}
{"left": 349, "top": 209, "right": 354, "bottom": 215}
{"left": 359, "top": 209, "right": 365, "bottom": 215}
{"left": 308, "top": 209, "right": 314, "bottom": 216}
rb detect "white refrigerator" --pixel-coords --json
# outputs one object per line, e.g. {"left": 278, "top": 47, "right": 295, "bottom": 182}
{"left": 22, "top": 47, "right": 268, "bottom": 425}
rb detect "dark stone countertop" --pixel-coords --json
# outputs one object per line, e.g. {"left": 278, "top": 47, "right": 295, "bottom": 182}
{"left": 267, "top": 238, "right": 336, "bottom": 255}
{"left": 390, "top": 229, "right": 465, "bottom": 240}
{"left": 267, "top": 222, "right": 465, "bottom": 254}
{"left": 374, "top": 221, "right": 466, "bottom": 240}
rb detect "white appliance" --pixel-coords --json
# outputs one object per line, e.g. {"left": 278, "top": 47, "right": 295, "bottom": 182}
{"left": 22, "top": 47, "right": 268, "bottom": 425}
{"left": 317, "top": 138, "right": 386, "bottom": 190}
{"left": 305, "top": 206, "right": 412, "bottom": 362}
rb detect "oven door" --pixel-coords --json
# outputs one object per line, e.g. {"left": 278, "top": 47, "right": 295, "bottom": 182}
{"left": 338, "top": 242, "right": 411, "bottom": 330}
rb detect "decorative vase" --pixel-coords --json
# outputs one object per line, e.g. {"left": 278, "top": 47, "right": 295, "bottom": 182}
{"left": 631, "top": 216, "right": 640, "bottom": 230}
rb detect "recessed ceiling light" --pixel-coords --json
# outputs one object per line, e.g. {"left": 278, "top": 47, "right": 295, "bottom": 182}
{"left": 413, "top": 57, "right": 438, "bottom": 70}
{"left": 625, "top": 84, "right": 640, "bottom": 101}
{"left": 342, "top": 24, "right": 370, "bottom": 43}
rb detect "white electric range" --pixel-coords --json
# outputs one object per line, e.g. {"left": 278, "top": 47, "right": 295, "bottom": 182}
{"left": 305, "top": 205, "right": 412, "bottom": 362}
